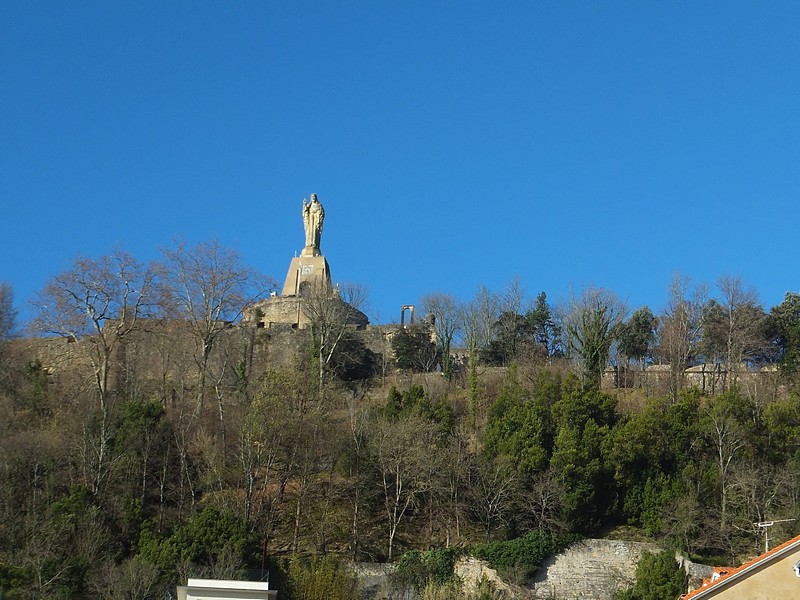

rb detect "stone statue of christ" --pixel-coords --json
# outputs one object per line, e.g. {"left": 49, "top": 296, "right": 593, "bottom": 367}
{"left": 302, "top": 193, "right": 324, "bottom": 252}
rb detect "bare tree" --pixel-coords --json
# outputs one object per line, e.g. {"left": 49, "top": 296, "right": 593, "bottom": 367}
{"left": 157, "top": 239, "right": 272, "bottom": 411}
{"left": 421, "top": 292, "right": 461, "bottom": 379}
{"left": 372, "top": 415, "right": 441, "bottom": 560}
{"left": 460, "top": 286, "right": 500, "bottom": 425}
{"left": 32, "top": 250, "right": 154, "bottom": 409}
{"left": 237, "top": 367, "right": 322, "bottom": 553}
{"left": 92, "top": 556, "right": 162, "bottom": 600}
{"left": 523, "top": 468, "right": 566, "bottom": 533}
{"left": 206, "top": 327, "right": 253, "bottom": 447}
{"left": 656, "top": 274, "right": 707, "bottom": 401}
{"left": 344, "top": 388, "right": 372, "bottom": 559}
{"left": 488, "top": 276, "right": 529, "bottom": 364}
{"left": 729, "top": 460, "right": 793, "bottom": 553}
{"left": 562, "top": 286, "right": 625, "bottom": 387}
{"left": 468, "top": 455, "right": 519, "bottom": 540}
{"left": 301, "top": 281, "right": 368, "bottom": 393}
{"left": 702, "top": 394, "right": 752, "bottom": 531}
{"left": 460, "top": 303, "right": 483, "bottom": 425}
{"left": 22, "top": 515, "right": 73, "bottom": 597}
{"left": 501, "top": 275, "right": 526, "bottom": 319}
{"left": 702, "top": 276, "right": 767, "bottom": 390}
{"left": 436, "top": 430, "right": 470, "bottom": 546}
{"left": 31, "top": 251, "right": 154, "bottom": 492}
{"left": 473, "top": 285, "right": 500, "bottom": 351}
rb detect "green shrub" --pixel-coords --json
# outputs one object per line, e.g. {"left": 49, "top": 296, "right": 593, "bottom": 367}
{"left": 616, "top": 550, "right": 686, "bottom": 600}
{"left": 470, "top": 531, "right": 578, "bottom": 583}
{"left": 139, "top": 506, "right": 260, "bottom": 580}
{"left": 279, "top": 554, "right": 359, "bottom": 600}
{"left": 394, "top": 547, "right": 464, "bottom": 591}
{"left": 418, "top": 577, "right": 504, "bottom": 600}
{"left": 395, "top": 533, "right": 578, "bottom": 592}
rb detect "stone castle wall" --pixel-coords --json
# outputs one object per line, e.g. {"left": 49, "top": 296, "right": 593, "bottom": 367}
{"left": 19, "top": 319, "right": 408, "bottom": 401}
{"left": 602, "top": 363, "right": 782, "bottom": 396}
{"left": 22, "top": 318, "right": 785, "bottom": 405}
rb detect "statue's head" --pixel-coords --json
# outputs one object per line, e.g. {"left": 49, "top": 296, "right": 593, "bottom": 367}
{"left": 310, "top": 193, "right": 318, "bottom": 202}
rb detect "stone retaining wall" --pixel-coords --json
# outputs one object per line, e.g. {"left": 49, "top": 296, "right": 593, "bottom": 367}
{"left": 529, "top": 539, "right": 660, "bottom": 600}
{"left": 353, "top": 539, "right": 665, "bottom": 600}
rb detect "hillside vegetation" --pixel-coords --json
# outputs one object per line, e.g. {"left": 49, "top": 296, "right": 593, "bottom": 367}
{"left": 1, "top": 246, "right": 800, "bottom": 598}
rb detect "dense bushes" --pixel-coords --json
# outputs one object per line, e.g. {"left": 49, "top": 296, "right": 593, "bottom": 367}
{"left": 140, "top": 506, "right": 261, "bottom": 581}
{"left": 279, "top": 555, "right": 360, "bottom": 600}
{"left": 471, "top": 531, "right": 579, "bottom": 582}
{"left": 395, "top": 531, "right": 579, "bottom": 592}
{"left": 4, "top": 314, "right": 800, "bottom": 597}
{"left": 394, "top": 547, "right": 464, "bottom": 590}
{"left": 617, "top": 550, "right": 686, "bottom": 600}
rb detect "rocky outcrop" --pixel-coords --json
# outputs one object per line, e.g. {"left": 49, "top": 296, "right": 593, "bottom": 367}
{"left": 455, "top": 557, "right": 518, "bottom": 597}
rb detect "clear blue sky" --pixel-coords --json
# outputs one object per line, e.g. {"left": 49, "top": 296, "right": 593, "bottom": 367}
{"left": 2, "top": 2, "right": 798, "bottom": 324}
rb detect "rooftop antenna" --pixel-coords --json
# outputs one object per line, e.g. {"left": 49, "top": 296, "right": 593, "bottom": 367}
{"left": 754, "top": 519, "right": 796, "bottom": 553}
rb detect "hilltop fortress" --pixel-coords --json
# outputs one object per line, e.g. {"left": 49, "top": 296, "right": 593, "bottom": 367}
{"left": 21, "top": 194, "right": 399, "bottom": 396}
{"left": 19, "top": 193, "right": 783, "bottom": 398}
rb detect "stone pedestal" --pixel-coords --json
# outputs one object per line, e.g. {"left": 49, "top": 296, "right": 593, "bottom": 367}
{"left": 281, "top": 255, "right": 332, "bottom": 296}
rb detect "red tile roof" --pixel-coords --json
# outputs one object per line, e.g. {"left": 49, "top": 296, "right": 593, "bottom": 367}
{"left": 681, "top": 534, "right": 800, "bottom": 599}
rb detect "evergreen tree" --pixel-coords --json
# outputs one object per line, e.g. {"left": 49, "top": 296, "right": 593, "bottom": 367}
{"left": 617, "top": 550, "right": 686, "bottom": 600}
